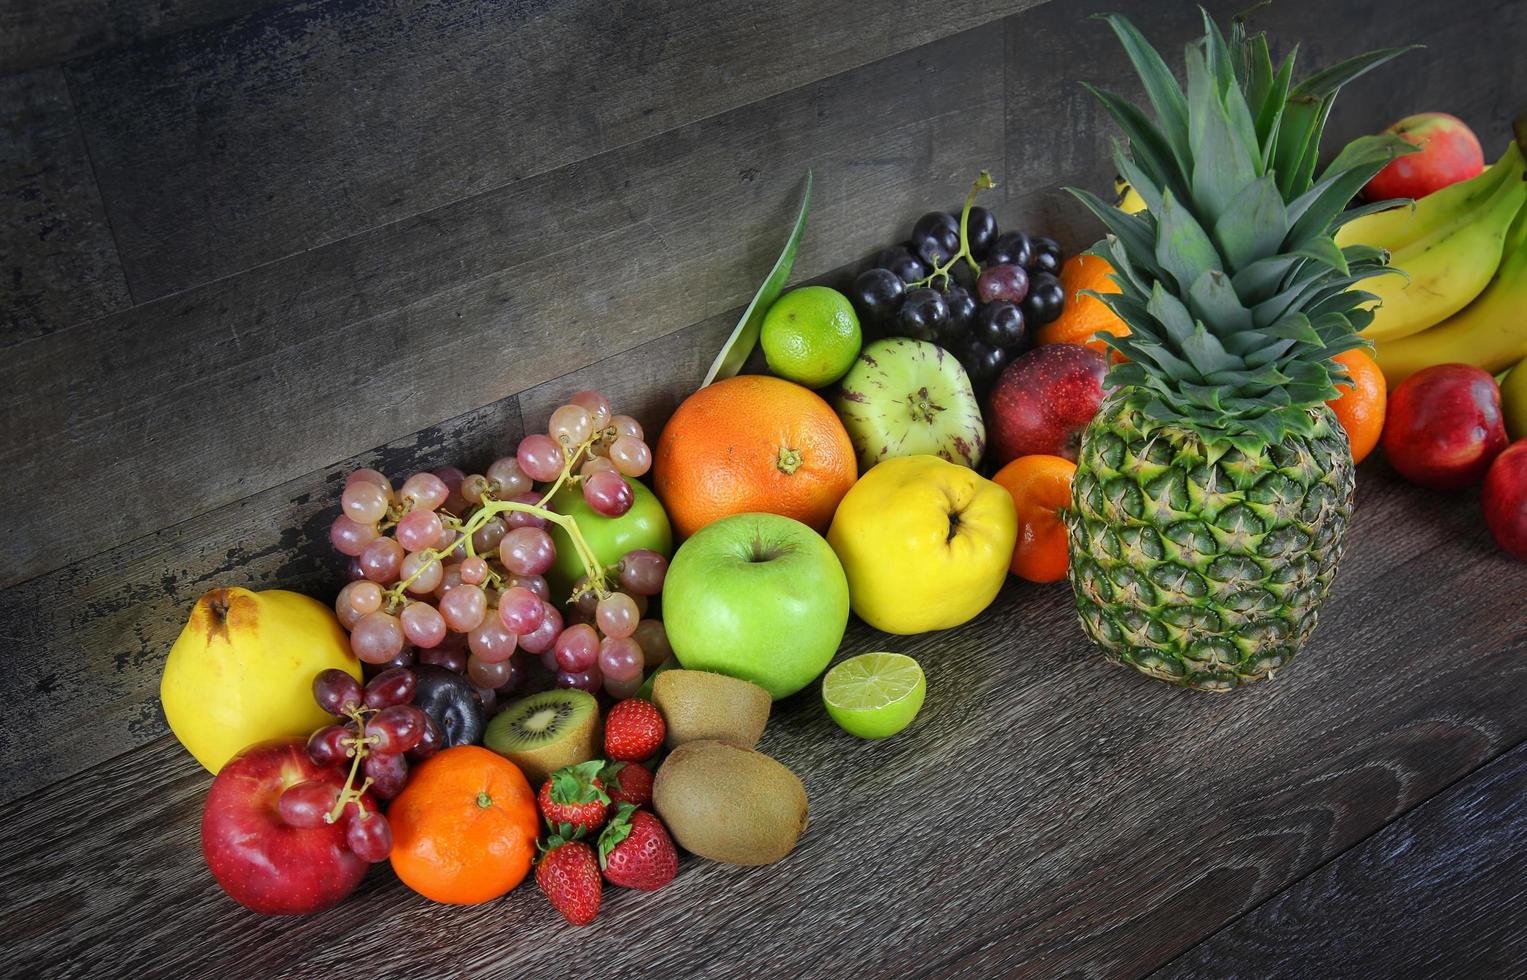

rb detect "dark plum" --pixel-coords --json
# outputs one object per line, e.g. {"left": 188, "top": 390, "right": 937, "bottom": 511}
{"left": 896, "top": 287, "right": 949, "bottom": 342}
{"left": 410, "top": 664, "right": 484, "bottom": 747}
{"left": 849, "top": 268, "right": 906, "bottom": 330}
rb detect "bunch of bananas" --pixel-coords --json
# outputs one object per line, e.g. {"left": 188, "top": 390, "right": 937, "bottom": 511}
{"left": 1339, "top": 137, "right": 1527, "bottom": 386}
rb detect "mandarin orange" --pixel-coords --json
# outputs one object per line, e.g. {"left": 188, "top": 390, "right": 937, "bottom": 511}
{"left": 1036, "top": 253, "right": 1129, "bottom": 358}
{"left": 1326, "top": 348, "right": 1386, "bottom": 464}
{"left": 389, "top": 746, "right": 539, "bottom": 905}
{"left": 652, "top": 374, "right": 857, "bottom": 537}
{"left": 990, "top": 454, "right": 1075, "bottom": 583}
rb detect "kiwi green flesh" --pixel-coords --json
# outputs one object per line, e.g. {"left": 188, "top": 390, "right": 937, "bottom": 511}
{"left": 485, "top": 689, "right": 599, "bottom": 786}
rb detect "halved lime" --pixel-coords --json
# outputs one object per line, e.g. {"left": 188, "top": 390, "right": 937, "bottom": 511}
{"left": 821, "top": 652, "right": 926, "bottom": 739}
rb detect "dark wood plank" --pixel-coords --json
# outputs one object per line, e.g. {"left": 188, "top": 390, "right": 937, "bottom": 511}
{"left": 1155, "top": 742, "right": 1527, "bottom": 979}
{"left": 1000, "top": 0, "right": 1527, "bottom": 256}
{"left": 66, "top": 0, "right": 1041, "bottom": 300}
{"left": 0, "top": 393, "right": 523, "bottom": 804}
{"left": 2, "top": 458, "right": 1522, "bottom": 977}
{"left": 0, "top": 0, "right": 277, "bottom": 75}
{"left": 2, "top": 26, "right": 1007, "bottom": 591}
{"left": 0, "top": 67, "right": 130, "bottom": 342}
{"left": 0, "top": 305, "right": 741, "bottom": 804}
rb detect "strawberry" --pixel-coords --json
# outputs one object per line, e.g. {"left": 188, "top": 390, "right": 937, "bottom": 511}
{"left": 536, "top": 838, "right": 602, "bottom": 926}
{"left": 604, "top": 698, "right": 665, "bottom": 762}
{"left": 598, "top": 803, "right": 678, "bottom": 891}
{"left": 537, "top": 760, "right": 610, "bottom": 838}
{"left": 601, "top": 760, "right": 654, "bottom": 808}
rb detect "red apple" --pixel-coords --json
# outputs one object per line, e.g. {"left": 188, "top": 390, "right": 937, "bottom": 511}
{"left": 1381, "top": 364, "right": 1507, "bottom": 490}
{"left": 987, "top": 343, "right": 1108, "bottom": 465}
{"left": 202, "top": 738, "right": 374, "bottom": 915}
{"left": 1483, "top": 440, "right": 1527, "bottom": 559}
{"left": 1363, "top": 112, "right": 1484, "bottom": 201}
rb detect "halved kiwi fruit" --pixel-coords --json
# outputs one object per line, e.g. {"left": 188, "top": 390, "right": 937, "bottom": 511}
{"left": 484, "top": 689, "right": 598, "bottom": 785}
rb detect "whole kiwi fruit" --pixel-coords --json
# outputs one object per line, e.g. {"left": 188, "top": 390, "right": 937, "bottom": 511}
{"left": 652, "top": 670, "right": 771, "bottom": 749}
{"left": 653, "top": 740, "right": 807, "bottom": 866}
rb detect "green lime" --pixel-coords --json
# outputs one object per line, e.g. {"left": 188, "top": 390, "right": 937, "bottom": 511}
{"left": 822, "top": 652, "right": 926, "bottom": 739}
{"left": 760, "top": 286, "right": 861, "bottom": 388}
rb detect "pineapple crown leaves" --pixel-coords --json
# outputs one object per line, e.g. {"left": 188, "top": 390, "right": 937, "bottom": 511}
{"left": 1068, "top": 8, "right": 1418, "bottom": 443}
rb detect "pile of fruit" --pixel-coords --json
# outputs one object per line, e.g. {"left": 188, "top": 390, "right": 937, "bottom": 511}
{"left": 159, "top": 10, "right": 1526, "bottom": 929}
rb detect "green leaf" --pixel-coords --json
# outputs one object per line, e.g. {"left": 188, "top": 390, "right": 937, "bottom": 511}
{"left": 1289, "top": 44, "right": 1422, "bottom": 100}
{"left": 1187, "top": 44, "right": 1258, "bottom": 217}
{"left": 597, "top": 802, "right": 639, "bottom": 867}
{"left": 1289, "top": 235, "right": 1349, "bottom": 276}
{"left": 1231, "top": 253, "right": 1300, "bottom": 304}
{"left": 1262, "top": 311, "right": 1322, "bottom": 344}
{"left": 1180, "top": 323, "right": 1244, "bottom": 376}
{"left": 1285, "top": 134, "right": 1414, "bottom": 243}
{"left": 1068, "top": 187, "right": 1162, "bottom": 276}
{"left": 1112, "top": 139, "right": 1164, "bottom": 215}
{"left": 1154, "top": 189, "right": 1222, "bottom": 291}
{"left": 1271, "top": 96, "right": 1322, "bottom": 198}
{"left": 1187, "top": 269, "right": 1253, "bottom": 334}
{"left": 1212, "top": 173, "right": 1286, "bottom": 271}
{"left": 1094, "top": 13, "right": 1192, "bottom": 169}
{"left": 1287, "top": 94, "right": 1334, "bottom": 198}
{"left": 1255, "top": 49, "right": 1297, "bottom": 166}
{"left": 701, "top": 171, "right": 812, "bottom": 387}
{"left": 1083, "top": 83, "right": 1190, "bottom": 201}
{"left": 1147, "top": 281, "right": 1198, "bottom": 345}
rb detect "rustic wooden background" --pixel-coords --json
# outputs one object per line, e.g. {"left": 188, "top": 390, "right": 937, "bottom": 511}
{"left": 3, "top": 0, "right": 1524, "bottom": 976}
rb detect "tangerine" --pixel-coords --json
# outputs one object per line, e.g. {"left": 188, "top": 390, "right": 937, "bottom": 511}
{"left": 652, "top": 374, "right": 857, "bottom": 538}
{"left": 1327, "top": 348, "right": 1386, "bottom": 464}
{"left": 1036, "top": 253, "right": 1129, "bottom": 359}
{"left": 388, "top": 746, "right": 539, "bottom": 905}
{"left": 990, "top": 454, "right": 1076, "bottom": 583}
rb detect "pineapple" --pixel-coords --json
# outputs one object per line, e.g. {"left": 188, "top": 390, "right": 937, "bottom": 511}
{"left": 1063, "top": 13, "right": 1415, "bottom": 691}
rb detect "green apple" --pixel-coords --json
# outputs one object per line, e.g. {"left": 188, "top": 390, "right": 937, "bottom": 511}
{"left": 546, "top": 476, "right": 672, "bottom": 599}
{"left": 662, "top": 512, "right": 849, "bottom": 699}
{"left": 835, "top": 337, "right": 985, "bottom": 471}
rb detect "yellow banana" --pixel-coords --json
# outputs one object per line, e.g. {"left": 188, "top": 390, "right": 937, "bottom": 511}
{"left": 1374, "top": 199, "right": 1527, "bottom": 386}
{"left": 1113, "top": 175, "right": 1147, "bottom": 214}
{"left": 1335, "top": 147, "right": 1513, "bottom": 253}
{"left": 1360, "top": 143, "right": 1527, "bottom": 342}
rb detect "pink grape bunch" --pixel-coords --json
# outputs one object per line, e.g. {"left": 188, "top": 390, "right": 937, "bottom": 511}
{"left": 283, "top": 667, "right": 434, "bottom": 863}
{"left": 326, "top": 389, "right": 671, "bottom": 702}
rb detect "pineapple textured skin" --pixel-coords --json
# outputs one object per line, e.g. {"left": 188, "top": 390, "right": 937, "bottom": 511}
{"left": 1067, "top": 391, "right": 1354, "bottom": 692}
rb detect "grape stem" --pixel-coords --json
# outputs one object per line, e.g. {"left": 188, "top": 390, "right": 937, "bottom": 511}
{"left": 382, "top": 429, "right": 615, "bottom": 610}
{"left": 326, "top": 706, "right": 375, "bottom": 824}
{"left": 909, "top": 169, "right": 997, "bottom": 290}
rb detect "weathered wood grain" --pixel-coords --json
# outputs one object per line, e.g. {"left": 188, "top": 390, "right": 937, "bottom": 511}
{"left": 65, "top": 0, "right": 1041, "bottom": 300}
{"left": 0, "top": 393, "right": 522, "bottom": 803}
{"left": 0, "top": 68, "right": 129, "bottom": 342}
{"left": 1000, "top": 0, "right": 1527, "bottom": 254}
{"left": 1155, "top": 742, "right": 1527, "bottom": 979}
{"left": 0, "top": 306, "right": 745, "bottom": 804}
{"left": 2, "top": 460, "right": 1522, "bottom": 978}
{"left": 0, "top": 0, "right": 277, "bottom": 75}
{"left": 4, "top": 27, "right": 1006, "bottom": 591}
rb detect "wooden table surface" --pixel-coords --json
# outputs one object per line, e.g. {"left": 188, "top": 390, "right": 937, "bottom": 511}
{"left": 5, "top": 456, "right": 1523, "bottom": 978}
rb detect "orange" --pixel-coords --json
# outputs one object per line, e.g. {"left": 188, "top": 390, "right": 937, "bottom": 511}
{"left": 1326, "top": 348, "right": 1386, "bottom": 464}
{"left": 388, "top": 746, "right": 539, "bottom": 905}
{"left": 991, "top": 455, "right": 1076, "bottom": 583}
{"left": 1036, "top": 254, "right": 1130, "bottom": 360}
{"left": 653, "top": 374, "right": 857, "bottom": 538}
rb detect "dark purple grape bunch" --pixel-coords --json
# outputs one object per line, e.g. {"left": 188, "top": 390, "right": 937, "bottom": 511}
{"left": 845, "top": 172, "right": 1068, "bottom": 391}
